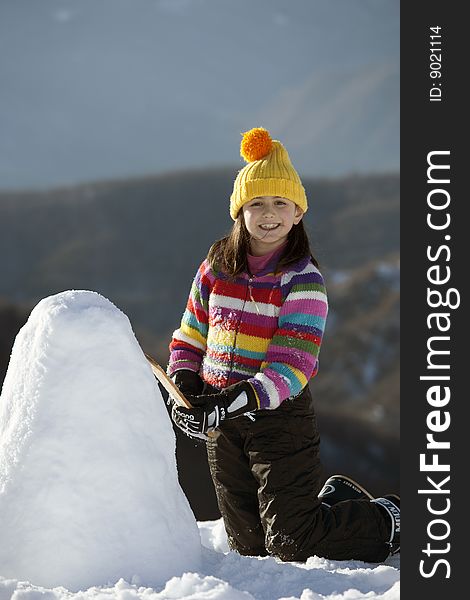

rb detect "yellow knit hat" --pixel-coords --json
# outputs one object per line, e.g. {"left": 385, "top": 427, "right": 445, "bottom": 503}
{"left": 230, "top": 127, "right": 308, "bottom": 220}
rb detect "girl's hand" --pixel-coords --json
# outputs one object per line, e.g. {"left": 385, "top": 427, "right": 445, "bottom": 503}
{"left": 171, "top": 381, "right": 259, "bottom": 440}
{"left": 166, "top": 369, "right": 204, "bottom": 420}
{"left": 171, "top": 369, "right": 204, "bottom": 396}
{"left": 171, "top": 403, "right": 213, "bottom": 441}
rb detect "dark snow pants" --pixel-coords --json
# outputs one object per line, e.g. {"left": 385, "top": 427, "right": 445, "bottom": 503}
{"left": 205, "top": 385, "right": 391, "bottom": 563}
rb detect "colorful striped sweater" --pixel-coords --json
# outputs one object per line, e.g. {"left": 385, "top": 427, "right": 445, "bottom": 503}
{"left": 168, "top": 253, "right": 328, "bottom": 410}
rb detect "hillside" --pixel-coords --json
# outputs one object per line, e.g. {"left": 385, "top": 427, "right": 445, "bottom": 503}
{"left": 0, "top": 169, "right": 399, "bottom": 516}
{"left": 0, "top": 168, "right": 399, "bottom": 318}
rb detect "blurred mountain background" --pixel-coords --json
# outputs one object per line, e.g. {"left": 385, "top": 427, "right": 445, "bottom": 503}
{"left": 0, "top": 0, "right": 399, "bottom": 519}
{"left": 0, "top": 170, "right": 399, "bottom": 518}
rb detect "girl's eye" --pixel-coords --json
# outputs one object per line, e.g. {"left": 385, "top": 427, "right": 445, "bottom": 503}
{"left": 275, "top": 201, "right": 287, "bottom": 206}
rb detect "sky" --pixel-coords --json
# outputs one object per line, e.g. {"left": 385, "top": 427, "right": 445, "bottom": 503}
{"left": 0, "top": 0, "right": 399, "bottom": 190}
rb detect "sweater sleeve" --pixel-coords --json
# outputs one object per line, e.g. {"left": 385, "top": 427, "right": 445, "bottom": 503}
{"left": 167, "top": 260, "right": 212, "bottom": 376}
{"left": 248, "top": 263, "right": 328, "bottom": 409}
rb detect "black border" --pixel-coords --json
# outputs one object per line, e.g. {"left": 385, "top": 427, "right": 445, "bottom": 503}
{"left": 401, "top": 2, "right": 465, "bottom": 596}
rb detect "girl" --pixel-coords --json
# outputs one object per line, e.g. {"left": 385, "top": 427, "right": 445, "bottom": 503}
{"left": 167, "top": 128, "right": 399, "bottom": 563}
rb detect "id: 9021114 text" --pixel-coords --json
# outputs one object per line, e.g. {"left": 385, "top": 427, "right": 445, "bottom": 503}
{"left": 429, "top": 26, "right": 443, "bottom": 102}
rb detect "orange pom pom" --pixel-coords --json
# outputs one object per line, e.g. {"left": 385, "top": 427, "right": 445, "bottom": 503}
{"left": 240, "top": 127, "right": 273, "bottom": 162}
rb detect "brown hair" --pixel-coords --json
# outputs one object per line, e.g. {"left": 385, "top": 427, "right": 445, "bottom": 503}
{"left": 207, "top": 213, "right": 318, "bottom": 277}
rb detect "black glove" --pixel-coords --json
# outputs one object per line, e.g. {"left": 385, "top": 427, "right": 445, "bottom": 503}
{"left": 171, "top": 380, "right": 259, "bottom": 441}
{"left": 163, "top": 369, "right": 204, "bottom": 409}
{"left": 171, "top": 369, "right": 204, "bottom": 396}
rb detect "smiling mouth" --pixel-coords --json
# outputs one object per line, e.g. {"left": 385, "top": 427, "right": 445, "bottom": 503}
{"left": 259, "top": 223, "right": 281, "bottom": 230}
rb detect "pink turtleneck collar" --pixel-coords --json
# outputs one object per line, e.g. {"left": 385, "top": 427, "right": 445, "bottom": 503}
{"left": 247, "top": 242, "right": 288, "bottom": 276}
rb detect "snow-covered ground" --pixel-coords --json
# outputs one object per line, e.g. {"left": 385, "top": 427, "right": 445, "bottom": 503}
{"left": 0, "top": 291, "right": 400, "bottom": 600}
{"left": 0, "top": 520, "right": 400, "bottom": 600}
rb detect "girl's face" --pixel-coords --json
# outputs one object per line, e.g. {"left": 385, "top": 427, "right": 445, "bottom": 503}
{"left": 242, "top": 196, "right": 303, "bottom": 256}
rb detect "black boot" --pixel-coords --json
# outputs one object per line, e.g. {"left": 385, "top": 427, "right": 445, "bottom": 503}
{"left": 318, "top": 474, "right": 373, "bottom": 507}
{"left": 371, "top": 495, "right": 400, "bottom": 555}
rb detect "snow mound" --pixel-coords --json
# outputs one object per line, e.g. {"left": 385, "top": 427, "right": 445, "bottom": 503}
{"left": 0, "top": 290, "right": 201, "bottom": 591}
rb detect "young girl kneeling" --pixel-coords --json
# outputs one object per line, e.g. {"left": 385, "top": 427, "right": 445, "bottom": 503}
{"left": 167, "top": 127, "right": 399, "bottom": 563}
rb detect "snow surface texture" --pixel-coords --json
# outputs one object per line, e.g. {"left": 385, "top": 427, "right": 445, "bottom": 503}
{"left": 0, "top": 291, "right": 201, "bottom": 591}
{"left": 0, "top": 519, "right": 400, "bottom": 599}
